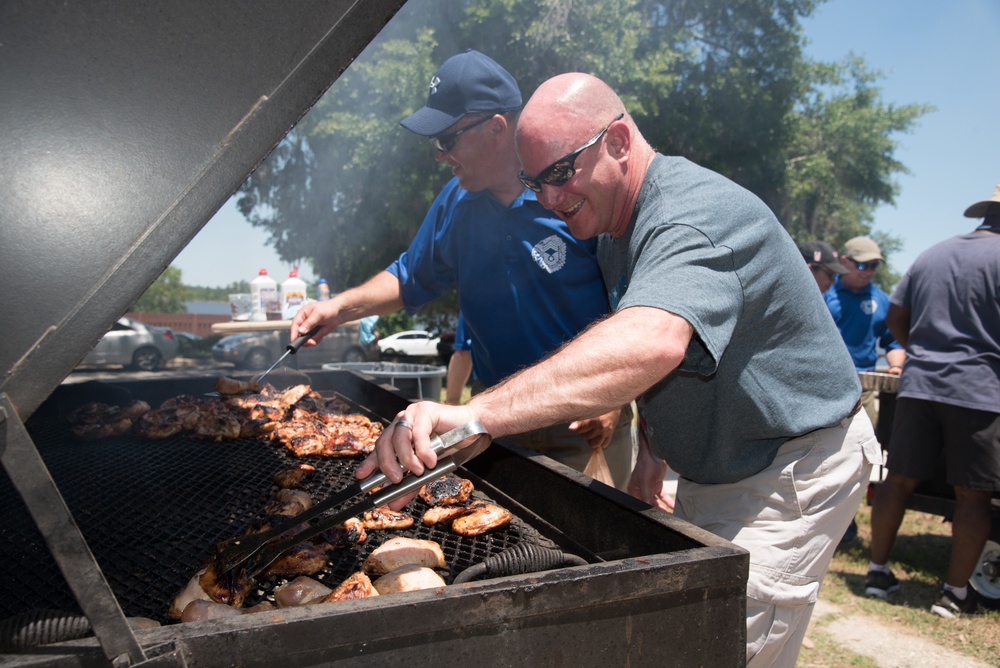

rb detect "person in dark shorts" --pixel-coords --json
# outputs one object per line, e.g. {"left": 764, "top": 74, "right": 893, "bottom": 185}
{"left": 865, "top": 182, "right": 1000, "bottom": 618}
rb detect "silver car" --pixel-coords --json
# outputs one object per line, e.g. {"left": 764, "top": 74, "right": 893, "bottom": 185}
{"left": 80, "top": 316, "right": 180, "bottom": 371}
{"left": 212, "top": 324, "right": 375, "bottom": 371}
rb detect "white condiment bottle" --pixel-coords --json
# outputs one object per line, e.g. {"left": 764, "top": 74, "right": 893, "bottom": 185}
{"left": 250, "top": 268, "right": 278, "bottom": 321}
{"left": 280, "top": 266, "right": 307, "bottom": 319}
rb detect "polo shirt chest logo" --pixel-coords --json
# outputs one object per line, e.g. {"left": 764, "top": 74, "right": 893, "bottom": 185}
{"left": 531, "top": 235, "right": 567, "bottom": 274}
{"left": 861, "top": 299, "right": 877, "bottom": 316}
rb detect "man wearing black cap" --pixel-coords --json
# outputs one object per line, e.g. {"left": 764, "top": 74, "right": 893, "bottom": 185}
{"left": 865, "top": 182, "right": 1000, "bottom": 618}
{"left": 798, "top": 240, "right": 848, "bottom": 293}
{"left": 292, "top": 50, "right": 635, "bottom": 490}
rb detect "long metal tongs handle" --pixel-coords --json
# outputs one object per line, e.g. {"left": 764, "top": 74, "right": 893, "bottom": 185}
{"left": 246, "top": 457, "right": 460, "bottom": 578}
{"left": 214, "top": 420, "right": 489, "bottom": 574}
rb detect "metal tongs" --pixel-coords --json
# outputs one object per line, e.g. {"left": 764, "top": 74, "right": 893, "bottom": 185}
{"left": 213, "top": 420, "right": 491, "bottom": 578}
{"left": 206, "top": 325, "right": 321, "bottom": 396}
{"left": 252, "top": 324, "right": 322, "bottom": 387}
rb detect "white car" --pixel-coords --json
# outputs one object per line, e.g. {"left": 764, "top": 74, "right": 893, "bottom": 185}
{"left": 377, "top": 330, "right": 441, "bottom": 358}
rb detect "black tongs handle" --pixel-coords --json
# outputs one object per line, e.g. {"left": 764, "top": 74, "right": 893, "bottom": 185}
{"left": 213, "top": 420, "right": 490, "bottom": 575}
{"left": 287, "top": 324, "right": 322, "bottom": 354}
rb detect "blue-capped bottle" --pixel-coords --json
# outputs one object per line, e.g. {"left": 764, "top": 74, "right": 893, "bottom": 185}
{"left": 317, "top": 278, "right": 330, "bottom": 301}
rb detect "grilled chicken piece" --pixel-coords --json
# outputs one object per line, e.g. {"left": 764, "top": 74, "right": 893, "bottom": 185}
{"left": 279, "top": 384, "right": 315, "bottom": 410}
{"left": 372, "top": 565, "right": 446, "bottom": 595}
{"left": 272, "top": 464, "right": 316, "bottom": 489}
{"left": 198, "top": 562, "right": 255, "bottom": 609}
{"left": 240, "top": 418, "right": 278, "bottom": 439}
{"left": 71, "top": 422, "right": 115, "bottom": 441}
{"left": 135, "top": 409, "right": 186, "bottom": 439}
{"left": 169, "top": 567, "right": 213, "bottom": 620}
{"left": 270, "top": 421, "right": 326, "bottom": 457}
{"left": 192, "top": 412, "right": 241, "bottom": 442}
{"left": 362, "top": 506, "right": 414, "bottom": 531}
{"left": 362, "top": 537, "right": 446, "bottom": 576}
{"left": 214, "top": 376, "right": 260, "bottom": 395}
{"left": 451, "top": 501, "right": 512, "bottom": 536}
{"left": 260, "top": 541, "right": 327, "bottom": 578}
{"left": 159, "top": 394, "right": 201, "bottom": 410}
{"left": 67, "top": 401, "right": 144, "bottom": 440}
{"left": 66, "top": 402, "right": 120, "bottom": 425}
{"left": 418, "top": 474, "right": 474, "bottom": 506}
{"left": 179, "top": 599, "right": 244, "bottom": 623}
{"left": 263, "top": 489, "right": 313, "bottom": 517}
{"left": 179, "top": 599, "right": 274, "bottom": 622}
{"left": 320, "top": 517, "right": 367, "bottom": 550}
{"left": 322, "top": 572, "right": 379, "bottom": 603}
{"left": 273, "top": 576, "right": 333, "bottom": 608}
{"left": 246, "top": 402, "right": 285, "bottom": 422}
{"left": 120, "top": 399, "right": 151, "bottom": 420}
{"left": 422, "top": 504, "right": 474, "bottom": 526}
{"left": 321, "top": 432, "right": 371, "bottom": 457}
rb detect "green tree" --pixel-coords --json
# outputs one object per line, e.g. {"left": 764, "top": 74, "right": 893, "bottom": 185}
{"left": 133, "top": 266, "right": 189, "bottom": 313}
{"left": 236, "top": 0, "right": 927, "bottom": 302}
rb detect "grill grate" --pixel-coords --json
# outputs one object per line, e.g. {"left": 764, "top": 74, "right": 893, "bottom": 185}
{"left": 2, "top": 394, "right": 546, "bottom": 625}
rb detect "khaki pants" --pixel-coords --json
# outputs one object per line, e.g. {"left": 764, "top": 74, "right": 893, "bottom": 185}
{"left": 675, "top": 411, "right": 880, "bottom": 667}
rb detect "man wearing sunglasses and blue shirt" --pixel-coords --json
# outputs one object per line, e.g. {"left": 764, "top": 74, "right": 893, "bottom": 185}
{"left": 292, "top": 51, "right": 635, "bottom": 490}
{"left": 364, "top": 72, "right": 879, "bottom": 667}
{"left": 824, "top": 237, "right": 906, "bottom": 426}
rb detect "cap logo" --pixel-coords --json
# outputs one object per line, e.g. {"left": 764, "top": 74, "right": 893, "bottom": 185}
{"left": 428, "top": 75, "right": 440, "bottom": 96}
{"left": 813, "top": 251, "right": 822, "bottom": 262}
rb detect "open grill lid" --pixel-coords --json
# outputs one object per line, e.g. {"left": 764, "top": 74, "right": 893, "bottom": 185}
{"left": 0, "top": 0, "right": 407, "bottom": 424}
{"left": 0, "top": 3, "right": 406, "bottom": 663}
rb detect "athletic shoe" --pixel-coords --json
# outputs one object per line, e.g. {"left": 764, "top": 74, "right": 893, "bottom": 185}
{"left": 930, "top": 587, "right": 978, "bottom": 619}
{"left": 864, "top": 569, "right": 900, "bottom": 599}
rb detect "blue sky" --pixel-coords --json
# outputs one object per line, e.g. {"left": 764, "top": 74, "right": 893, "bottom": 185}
{"left": 174, "top": 0, "right": 1000, "bottom": 288}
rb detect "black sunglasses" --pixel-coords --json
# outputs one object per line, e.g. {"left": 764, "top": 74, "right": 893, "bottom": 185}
{"left": 518, "top": 113, "right": 624, "bottom": 193}
{"left": 430, "top": 115, "right": 493, "bottom": 153}
{"left": 849, "top": 258, "right": 881, "bottom": 271}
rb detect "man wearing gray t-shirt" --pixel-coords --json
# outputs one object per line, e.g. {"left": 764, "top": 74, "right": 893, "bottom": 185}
{"left": 362, "top": 73, "right": 880, "bottom": 667}
{"left": 866, "top": 183, "right": 1000, "bottom": 618}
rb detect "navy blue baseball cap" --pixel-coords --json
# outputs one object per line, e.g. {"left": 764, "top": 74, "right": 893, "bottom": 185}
{"left": 400, "top": 50, "right": 522, "bottom": 137}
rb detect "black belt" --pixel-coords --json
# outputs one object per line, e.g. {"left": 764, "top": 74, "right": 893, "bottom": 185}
{"left": 848, "top": 397, "right": 864, "bottom": 418}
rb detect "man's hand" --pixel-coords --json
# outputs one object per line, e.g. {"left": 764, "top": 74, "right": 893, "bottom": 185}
{"left": 626, "top": 425, "right": 674, "bottom": 512}
{"left": 355, "top": 401, "right": 486, "bottom": 509}
{"left": 289, "top": 300, "right": 340, "bottom": 346}
{"left": 568, "top": 407, "right": 622, "bottom": 449}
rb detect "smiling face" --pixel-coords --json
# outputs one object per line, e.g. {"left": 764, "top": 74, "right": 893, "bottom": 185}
{"left": 838, "top": 255, "right": 878, "bottom": 291}
{"left": 430, "top": 113, "right": 498, "bottom": 193}
{"left": 516, "top": 73, "right": 652, "bottom": 240}
{"left": 517, "top": 117, "right": 621, "bottom": 239}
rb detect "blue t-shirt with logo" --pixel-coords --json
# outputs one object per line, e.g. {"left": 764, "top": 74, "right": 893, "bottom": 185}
{"left": 824, "top": 277, "right": 901, "bottom": 370}
{"left": 387, "top": 178, "right": 609, "bottom": 387}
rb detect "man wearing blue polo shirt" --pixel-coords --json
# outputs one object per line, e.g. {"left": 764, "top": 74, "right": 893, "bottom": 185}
{"left": 824, "top": 236, "right": 906, "bottom": 426}
{"left": 291, "top": 50, "right": 634, "bottom": 489}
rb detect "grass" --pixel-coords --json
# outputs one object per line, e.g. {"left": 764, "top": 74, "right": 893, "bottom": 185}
{"left": 798, "top": 503, "right": 1000, "bottom": 666}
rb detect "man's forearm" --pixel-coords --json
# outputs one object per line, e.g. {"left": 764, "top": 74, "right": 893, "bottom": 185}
{"left": 469, "top": 306, "right": 691, "bottom": 438}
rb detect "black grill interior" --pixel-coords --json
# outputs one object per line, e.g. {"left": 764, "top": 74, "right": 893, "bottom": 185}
{"left": 2, "top": 391, "right": 554, "bottom": 626}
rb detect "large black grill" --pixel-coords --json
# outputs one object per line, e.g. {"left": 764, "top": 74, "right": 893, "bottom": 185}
{"left": 2, "top": 380, "right": 558, "bottom": 625}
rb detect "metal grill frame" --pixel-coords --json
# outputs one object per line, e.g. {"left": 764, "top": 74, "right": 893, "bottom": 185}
{"left": 3, "top": 370, "right": 748, "bottom": 666}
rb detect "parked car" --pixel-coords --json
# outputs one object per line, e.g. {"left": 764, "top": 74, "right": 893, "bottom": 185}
{"left": 79, "top": 316, "right": 179, "bottom": 371}
{"left": 377, "top": 330, "right": 441, "bottom": 358}
{"left": 212, "top": 322, "right": 375, "bottom": 371}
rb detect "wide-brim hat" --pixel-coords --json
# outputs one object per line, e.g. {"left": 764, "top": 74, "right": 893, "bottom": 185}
{"left": 842, "top": 236, "right": 884, "bottom": 263}
{"left": 799, "top": 240, "right": 849, "bottom": 275}
{"left": 400, "top": 49, "right": 522, "bottom": 137}
{"left": 963, "top": 181, "right": 1000, "bottom": 218}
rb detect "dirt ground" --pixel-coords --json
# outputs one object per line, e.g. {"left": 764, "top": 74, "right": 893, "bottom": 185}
{"left": 803, "top": 598, "right": 995, "bottom": 667}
